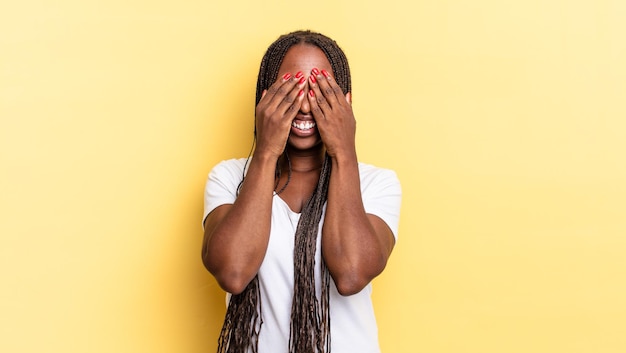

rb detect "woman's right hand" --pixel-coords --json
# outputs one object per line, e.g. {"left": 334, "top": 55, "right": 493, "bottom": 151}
{"left": 254, "top": 72, "right": 307, "bottom": 159}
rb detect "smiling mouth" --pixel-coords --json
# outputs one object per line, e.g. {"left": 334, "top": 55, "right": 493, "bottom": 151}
{"left": 292, "top": 120, "right": 316, "bottom": 131}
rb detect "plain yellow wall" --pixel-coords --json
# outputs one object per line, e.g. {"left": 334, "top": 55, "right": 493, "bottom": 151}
{"left": 2, "top": 1, "right": 625, "bottom": 352}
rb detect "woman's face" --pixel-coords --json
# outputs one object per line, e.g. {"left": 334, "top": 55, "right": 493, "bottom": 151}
{"left": 276, "top": 44, "right": 334, "bottom": 152}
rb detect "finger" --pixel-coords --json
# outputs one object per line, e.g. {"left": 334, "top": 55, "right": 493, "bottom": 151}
{"left": 308, "top": 72, "right": 331, "bottom": 117}
{"left": 307, "top": 89, "right": 331, "bottom": 146}
{"left": 262, "top": 72, "right": 300, "bottom": 108}
{"left": 263, "top": 73, "right": 291, "bottom": 98}
{"left": 277, "top": 86, "right": 305, "bottom": 122}
{"left": 275, "top": 75, "right": 307, "bottom": 118}
{"left": 315, "top": 68, "right": 344, "bottom": 107}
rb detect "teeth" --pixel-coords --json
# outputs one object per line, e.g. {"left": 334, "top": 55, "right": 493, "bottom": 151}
{"left": 292, "top": 120, "right": 316, "bottom": 130}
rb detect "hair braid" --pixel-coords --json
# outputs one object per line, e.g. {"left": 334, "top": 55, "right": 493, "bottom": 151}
{"left": 219, "top": 30, "right": 351, "bottom": 353}
{"left": 289, "top": 154, "right": 332, "bottom": 353}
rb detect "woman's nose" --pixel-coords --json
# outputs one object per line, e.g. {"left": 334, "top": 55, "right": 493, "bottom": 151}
{"left": 299, "top": 80, "right": 311, "bottom": 113}
{"left": 300, "top": 93, "right": 311, "bottom": 113}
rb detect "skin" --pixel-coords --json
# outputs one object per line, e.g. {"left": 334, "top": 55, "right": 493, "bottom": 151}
{"left": 202, "top": 44, "right": 395, "bottom": 296}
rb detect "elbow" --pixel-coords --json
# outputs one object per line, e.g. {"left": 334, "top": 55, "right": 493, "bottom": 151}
{"left": 201, "top": 254, "right": 252, "bottom": 295}
{"left": 332, "top": 258, "right": 388, "bottom": 296}
{"left": 209, "top": 266, "right": 252, "bottom": 295}
{"left": 215, "top": 275, "right": 250, "bottom": 295}
{"left": 333, "top": 268, "right": 383, "bottom": 296}
{"left": 334, "top": 275, "right": 371, "bottom": 296}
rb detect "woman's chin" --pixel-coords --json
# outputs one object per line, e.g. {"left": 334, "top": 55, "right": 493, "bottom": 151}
{"left": 287, "top": 134, "right": 323, "bottom": 151}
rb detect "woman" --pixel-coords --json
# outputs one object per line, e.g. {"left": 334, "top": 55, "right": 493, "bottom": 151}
{"left": 202, "top": 30, "right": 402, "bottom": 353}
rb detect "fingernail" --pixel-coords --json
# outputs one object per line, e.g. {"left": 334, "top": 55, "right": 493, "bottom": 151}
{"left": 309, "top": 75, "right": 317, "bottom": 84}
{"left": 282, "top": 73, "right": 291, "bottom": 80}
{"left": 312, "top": 68, "right": 320, "bottom": 76}
{"left": 298, "top": 77, "right": 306, "bottom": 84}
{"left": 299, "top": 89, "right": 304, "bottom": 96}
{"left": 309, "top": 90, "right": 315, "bottom": 97}
{"left": 321, "top": 69, "right": 330, "bottom": 78}
{"left": 295, "top": 71, "right": 304, "bottom": 79}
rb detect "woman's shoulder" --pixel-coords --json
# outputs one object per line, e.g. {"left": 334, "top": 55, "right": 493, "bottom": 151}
{"left": 357, "top": 161, "right": 398, "bottom": 180}
{"left": 357, "top": 161, "right": 401, "bottom": 191}
{"left": 209, "top": 157, "right": 250, "bottom": 178}
{"left": 214, "top": 157, "right": 249, "bottom": 168}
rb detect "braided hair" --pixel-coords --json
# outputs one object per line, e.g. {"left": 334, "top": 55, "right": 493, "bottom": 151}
{"left": 217, "top": 30, "right": 352, "bottom": 353}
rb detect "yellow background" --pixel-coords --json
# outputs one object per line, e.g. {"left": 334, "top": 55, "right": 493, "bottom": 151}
{"left": 2, "top": 1, "right": 625, "bottom": 352}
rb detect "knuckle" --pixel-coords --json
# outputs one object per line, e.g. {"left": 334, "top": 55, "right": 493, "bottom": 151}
{"left": 261, "top": 108, "right": 274, "bottom": 118}
{"left": 312, "top": 106, "right": 323, "bottom": 115}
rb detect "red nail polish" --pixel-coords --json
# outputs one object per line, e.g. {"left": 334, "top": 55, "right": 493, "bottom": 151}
{"left": 295, "top": 71, "right": 304, "bottom": 79}
{"left": 282, "top": 73, "right": 291, "bottom": 80}
{"left": 309, "top": 75, "right": 317, "bottom": 84}
{"left": 312, "top": 68, "right": 320, "bottom": 76}
{"left": 298, "top": 77, "right": 306, "bottom": 84}
{"left": 309, "top": 90, "right": 315, "bottom": 97}
{"left": 299, "top": 89, "right": 304, "bottom": 96}
{"left": 321, "top": 69, "right": 330, "bottom": 78}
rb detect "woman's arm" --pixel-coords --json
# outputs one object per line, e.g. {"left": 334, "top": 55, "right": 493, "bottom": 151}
{"left": 308, "top": 69, "right": 396, "bottom": 296}
{"left": 323, "top": 156, "right": 396, "bottom": 296}
{"left": 202, "top": 154, "right": 277, "bottom": 294}
{"left": 202, "top": 72, "right": 307, "bottom": 294}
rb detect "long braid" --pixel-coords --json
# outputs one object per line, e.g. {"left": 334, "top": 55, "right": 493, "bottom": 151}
{"left": 289, "top": 154, "right": 332, "bottom": 353}
{"left": 219, "top": 30, "right": 351, "bottom": 353}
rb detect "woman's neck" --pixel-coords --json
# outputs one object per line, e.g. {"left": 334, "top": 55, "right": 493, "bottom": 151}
{"left": 281, "top": 147, "right": 325, "bottom": 173}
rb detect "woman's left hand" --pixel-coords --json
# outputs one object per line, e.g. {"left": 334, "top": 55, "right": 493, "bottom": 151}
{"left": 307, "top": 68, "right": 357, "bottom": 160}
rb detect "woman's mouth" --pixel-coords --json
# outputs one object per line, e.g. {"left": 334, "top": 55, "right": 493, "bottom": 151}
{"left": 291, "top": 120, "right": 316, "bottom": 131}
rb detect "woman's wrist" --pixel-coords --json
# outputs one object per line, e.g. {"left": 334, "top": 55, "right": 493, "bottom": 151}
{"left": 252, "top": 147, "right": 282, "bottom": 165}
{"left": 328, "top": 147, "right": 358, "bottom": 166}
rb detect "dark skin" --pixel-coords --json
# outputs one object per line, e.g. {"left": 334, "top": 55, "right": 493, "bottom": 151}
{"left": 202, "top": 44, "right": 395, "bottom": 296}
